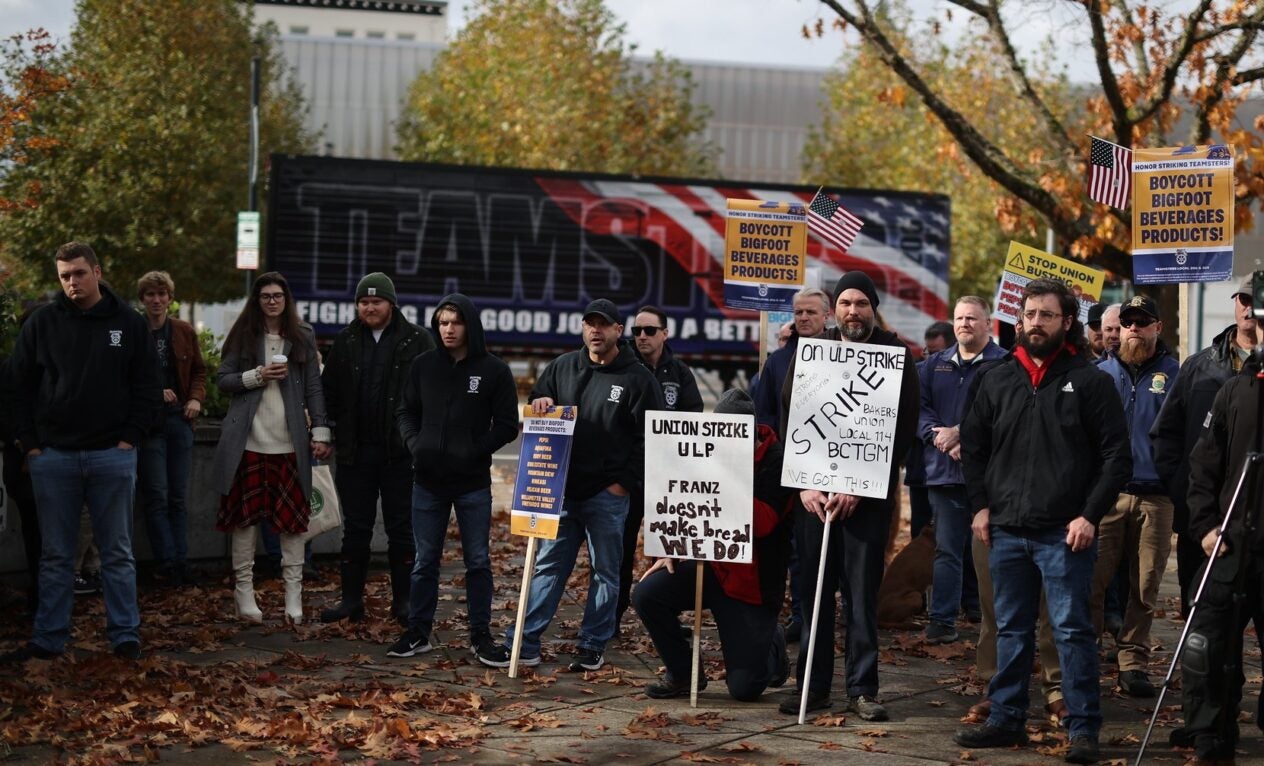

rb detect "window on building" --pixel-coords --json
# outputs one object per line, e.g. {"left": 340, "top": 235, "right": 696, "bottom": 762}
{"left": 288, "top": 25, "right": 309, "bottom": 35}
{"left": 335, "top": 29, "right": 355, "bottom": 38}
{"left": 366, "top": 30, "right": 385, "bottom": 39}
{"left": 397, "top": 32, "right": 416, "bottom": 41}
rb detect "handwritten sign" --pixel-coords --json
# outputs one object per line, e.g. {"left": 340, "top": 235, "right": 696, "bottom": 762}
{"left": 723, "top": 199, "right": 807, "bottom": 312}
{"left": 782, "top": 338, "right": 905, "bottom": 499}
{"left": 510, "top": 406, "right": 577, "bottom": 539}
{"left": 1131, "top": 144, "right": 1235, "bottom": 284}
{"left": 643, "top": 412, "right": 754, "bottom": 563}
{"left": 992, "top": 241, "right": 1105, "bottom": 325}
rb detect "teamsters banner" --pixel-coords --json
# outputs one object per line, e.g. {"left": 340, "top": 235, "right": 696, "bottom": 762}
{"left": 781, "top": 338, "right": 906, "bottom": 500}
{"left": 642, "top": 411, "right": 755, "bottom": 563}
{"left": 723, "top": 199, "right": 807, "bottom": 312}
{"left": 1131, "top": 144, "right": 1235, "bottom": 284}
{"left": 510, "top": 406, "right": 577, "bottom": 539}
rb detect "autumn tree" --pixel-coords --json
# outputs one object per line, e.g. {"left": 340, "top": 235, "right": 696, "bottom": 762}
{"left": 0, "top": 0, "right": 314, "bottom": 302}
{"left": 397, "top": 0, "right": 717, "bottom": 177}
{"left": 810, "top": 0, "right": 1264, "bottom": 278}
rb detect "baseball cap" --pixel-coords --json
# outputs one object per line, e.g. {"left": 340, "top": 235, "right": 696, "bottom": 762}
{"left": 582, "top": 299, "right": 622, "bottom": 325}
{"left": 1231, "top": 274, "right": 1252, "bottom": 302}
{"left": 1119, "top": 294, "right": 1160, "bottom": 321}
{"left": 1086, "top": 302, "right": 1106, "bottom": 329}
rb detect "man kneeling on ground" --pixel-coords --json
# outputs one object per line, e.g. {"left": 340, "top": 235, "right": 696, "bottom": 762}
{"left": 633, "top": 389, "right": 794, "bottom": 701}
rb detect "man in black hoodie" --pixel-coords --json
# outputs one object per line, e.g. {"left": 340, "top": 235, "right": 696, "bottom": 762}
{"left": 2, "top": 242, "right": 160, "bottom": 663}
{"left": 392, "top": 294, "right": 518, "bottom": 666}
{"left": 503, "top": 299, "right": 663, "bottom": 672}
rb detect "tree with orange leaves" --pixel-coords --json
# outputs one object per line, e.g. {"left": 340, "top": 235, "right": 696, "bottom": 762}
{"left": 0, "top": 30, "right": 73, "bottom": 217}
{"left": 809, "top": 0, "right": 1264, "bottom": 278}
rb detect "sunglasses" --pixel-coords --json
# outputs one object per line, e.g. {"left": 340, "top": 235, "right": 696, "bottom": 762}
{"left": 631, "top": 326, "right": 662, "bottom": 337}
{"left": 1119, "top": 316, "right": 1155, "bottom": 329}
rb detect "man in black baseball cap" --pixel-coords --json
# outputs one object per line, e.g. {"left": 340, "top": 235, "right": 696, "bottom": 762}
{"left": 1086, "top": 303, "right": 1107, "bottom": 360}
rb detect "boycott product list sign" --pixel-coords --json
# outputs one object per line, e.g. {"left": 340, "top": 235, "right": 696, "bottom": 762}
{"left": 510, "top": 406, "right": 577, "bottom": 539}
{"left": 782, "top": 338, "right": 905, "bottom": 499}
{"left": 1131, "top": 144, "right": 1235, "bottom": 284}
{"left": 643, "top": 412, "right": 754, "bottom": 563}
{"left": 723, "top": 199, "right": 807, "bottom": 312}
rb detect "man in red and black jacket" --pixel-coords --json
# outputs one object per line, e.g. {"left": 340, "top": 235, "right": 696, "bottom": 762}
{"left": 633, "top": 389, "right": 795, "bottom": 701}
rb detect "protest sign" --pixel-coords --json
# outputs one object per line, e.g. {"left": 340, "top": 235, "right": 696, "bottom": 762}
{"left": 781, "top": 338, "right": 906, "bottom": 499}
{"left": 509, "top": 405, "right": 576, "bottom": 539}
{"left": 992, "top": 241, "right": 1105, "bottom": 325}
{"left": 723, "top": 199, "right": 807, "bottom": 312}
{"left": 643, "top": 411, "right": 755, "bottom": 563}
{"left": 1131, "top": 144, "right": 1235, "bottom": 284}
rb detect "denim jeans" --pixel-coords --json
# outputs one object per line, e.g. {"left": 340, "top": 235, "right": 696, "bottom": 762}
{"left": 987, "top": 526, "right": 1101, "bottom": 739}
{"left": 138, "top": 412, "right": 194, "bottom": 568}
{"left": 408, "top": 484, "right": 493, "bottom": 638}
{"left": 928, "top": 485, "right": 976, "bottom": 625}
{"left": 28, "top": 446, "right": 140, "bottom": 652}
{"left": 507, "top": 488, "right": 628, "bottom": 656}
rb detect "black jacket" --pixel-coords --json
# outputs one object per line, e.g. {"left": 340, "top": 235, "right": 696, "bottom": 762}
{"left": 1186, "top": 360, "right": 1264, "bottom": 553}
{"left": 323, "top": 309, "right": 433, "bottom": 464}
{"left": 11, "top": 286, "right": 160, "bottom": 450}
{"left": 636, "top": 344, "right": 703, "bottom": 413}
{"left": 1151, "top": 324, "right": 1244, "bottom": 526}
{"left": 396, "top": 294, "right": 519, "bottom": 495}
{"left": 961, "top": 348, "right": 1132, "bottom": 530}
{"left": 530, "top": 340, "right": 663, "bottom": 501}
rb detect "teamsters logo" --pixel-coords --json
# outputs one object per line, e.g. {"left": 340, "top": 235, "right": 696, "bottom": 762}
{"left": 108, "top": 330, "right": 123, "bottom": 347}
{"left": 468, "top": 375, "right": 481, "bottom": 393}
{"left": 1175, "top": 248, "right": 1188, "bottom": 266}
{"left": 608, "top": 385, "right": 624, "bottom": 403}
{"left": 663, "top": 382, "right": 679, "bottom": 408}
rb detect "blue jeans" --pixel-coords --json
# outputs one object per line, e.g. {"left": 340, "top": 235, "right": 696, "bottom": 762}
{"left": 987, "top": 527, "right": 1101, "bottom": 738}
{"left": 408, "top": 484, "right": 493, "bottom": 638}
{"left": 507, "top": 488, "right": 628, "bottom": 656}
{"left": 28, "top": 446, "right": 140, "bottom": 652}
{"left": 138, "top": 412, "right": 194, "bottom": 568}
{"left": 928, "top": 485, "right": 977, "bottom": 625}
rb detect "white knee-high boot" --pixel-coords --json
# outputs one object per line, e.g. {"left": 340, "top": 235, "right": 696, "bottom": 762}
{"left": 280, "top": 533, "right": 305, "bottom": 624}
{"left": 231, "top": 528, "right": 263, "bottom": 623}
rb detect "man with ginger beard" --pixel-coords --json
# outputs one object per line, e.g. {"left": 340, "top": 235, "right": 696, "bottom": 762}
{"left": 956, "top": 279, "right": 1130, "bottom": 764}
{"left": 1092, "top": 295, "right": 1179, "bottom": 698}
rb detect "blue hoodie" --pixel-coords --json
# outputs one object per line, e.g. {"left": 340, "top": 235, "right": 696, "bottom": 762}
{"left": 918, "top": 340, "right": 1007, "bottom": 486}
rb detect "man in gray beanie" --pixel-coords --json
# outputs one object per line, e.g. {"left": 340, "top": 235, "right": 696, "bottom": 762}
{"left": 776, "top": 270, "right": 920, "bottom": 720}
{"left": 319, "top": 273, "right": 434, "bottom": 624}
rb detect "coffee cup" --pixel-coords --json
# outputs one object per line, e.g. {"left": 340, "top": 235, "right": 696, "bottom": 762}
{"left": 272, "top": 354, "right": 287, "bottom": 365}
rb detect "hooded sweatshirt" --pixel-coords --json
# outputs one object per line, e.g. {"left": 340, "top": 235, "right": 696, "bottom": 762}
{"left": 396, "top": 294, "right": 519, "bottom": 495}
{"left": 530, "top": 339, "right": 664, "bottom": 501}
{"left": 12, "top": 285, "right": 160, "bottom": 450}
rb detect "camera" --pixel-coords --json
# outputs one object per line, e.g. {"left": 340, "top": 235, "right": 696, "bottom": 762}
{"left": 1254, "top": 270, "right": 1264, "bottom": 322}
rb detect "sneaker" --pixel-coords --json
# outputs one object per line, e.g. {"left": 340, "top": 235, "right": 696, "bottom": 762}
{"left": 953, "top": 724, "right": 1029, "bottom": 749}
{"left": 112, "top": 641, "right": 141, "bottom": 660}
{"left": 386, "top": 630, "right": 432, "bottom": 658}
{"left": 925, "top": 622, "right": 959, "bottom": 644}
{"left": 0, "top": 643, "right": 61, "bottom": 664}
{"left": 514, "top": 650, "right": 541, "bottom": 667}
{"left": 74, "top": 572, "right": 102, "bottom": 596}
{"left": 1118, "top": 669, "right": 1155, "bottom": 698}
{"left": 473, "top": 635, "right": 510, "bottom": 668}
{"left": 1065, "top": 734, "right": 1100, "bottom": 764}
{"left": 779, "top": 689, "right": 830, "bottom": 715}
{"left": 848, "top": 695, "right": 889, "bottom": 721}
{"left": 645, "top": 673, "right": 705, "bottom": 699}
{"left": 567, "top": 648, "right": 604, "bottom": 672}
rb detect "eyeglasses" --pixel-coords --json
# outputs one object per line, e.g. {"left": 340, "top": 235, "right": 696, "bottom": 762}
{"left": 1120, "top": 316, "right": 1155, "bottom": 329}
{"left": 1020, "top": 310, "right": 1062, "bottom": 324}
{"left": 259, "top": 292, "right": 285, "bottom": 303}
{"left": 1237, "top": 294, "right": 1254, "bottom": 308}
{"left": 631, "top": 326, "right": 662, "bottom": 337}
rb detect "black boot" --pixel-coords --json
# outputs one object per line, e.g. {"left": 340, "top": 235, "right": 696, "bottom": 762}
{"left": 388, "top": 548, "right": 415, "bottom": 628}
{"left": 320, "top": 553, "right": 369, "bottom": 623}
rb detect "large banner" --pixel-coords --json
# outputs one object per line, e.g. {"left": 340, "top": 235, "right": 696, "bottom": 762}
{"left": 510, "top": 406, "right": 577, "bottom": 539}
{"left": 723, "top": 199, "right": 806, "bottom": 312}
{"left": 1131, "top": 144, "right": 1235, "bottom": 284}
{"left": 781, "top": 338, "right": 906, "bottom": 499}
{"left": 992, "top": 241, "right": 1105, "bottom": 325}
{"left": 643, "top": 412, "right": 755, "bottom": 563}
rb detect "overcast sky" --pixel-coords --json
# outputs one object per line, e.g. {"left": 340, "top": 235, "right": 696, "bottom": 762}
{"left": 1, "top": 0, "right": 1100, "bottom": 78}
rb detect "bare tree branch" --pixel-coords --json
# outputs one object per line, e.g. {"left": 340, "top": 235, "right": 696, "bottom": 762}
{"left": 1232, "top": 65, "right": 1264, "bottom": 85}
{"left": 1193, "top": 3, "right": 1264, "bottom": 143}
{"left": 1086, "top": 1, "right": 1131, "bottom": 143}
{"left": 1129, "top": 0, "right": 1216, "bottom": 127}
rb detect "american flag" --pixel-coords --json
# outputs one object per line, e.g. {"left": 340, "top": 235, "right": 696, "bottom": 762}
{"left": 807, "top": 190, "right": 864, "bottom": 252}
{"left": 1089, "top": 136, "right": 1132, "bottom": 209}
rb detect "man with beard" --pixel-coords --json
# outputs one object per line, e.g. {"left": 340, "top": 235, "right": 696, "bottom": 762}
{"left": 1085, "top": 303, "right": 1107, "bottom": 360}
{"left": 956, "top": 279, "right": 1130, "bottom": 764}
{"left": 1099, "top": 304, "right": 1122, "bottom": 360}
{"left": 1091, "top": 295, "right": 1179, "bottom": 698}
{"left": 1152, "top": 275, "right": 1260, "bottom": 616}
{"left": 776, "top": 271, "right": 919, "bottom": 720}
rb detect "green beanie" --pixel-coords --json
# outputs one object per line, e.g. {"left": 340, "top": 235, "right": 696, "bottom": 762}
{"left": 355, "top": 272, "right": 397, "bottom": 305}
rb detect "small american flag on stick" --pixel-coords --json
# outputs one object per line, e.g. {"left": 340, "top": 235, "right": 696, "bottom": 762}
{"left": 1088, "top": 136, "right": 1132, "bottom": 209}
{"left": 807, "top": 189, "right": 864, "bottom": 252}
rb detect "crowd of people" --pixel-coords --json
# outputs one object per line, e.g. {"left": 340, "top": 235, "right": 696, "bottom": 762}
{"left": 0, "top": 242, "right": 1260, "bottom": 766}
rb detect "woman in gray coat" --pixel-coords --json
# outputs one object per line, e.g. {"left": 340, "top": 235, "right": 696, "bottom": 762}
{"left": 212, "top": 272, "right": 331, "bottom": 624}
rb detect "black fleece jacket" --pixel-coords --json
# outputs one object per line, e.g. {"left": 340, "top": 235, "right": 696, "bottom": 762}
{"left": 396, "top": 294, "right": 519, "bottom": 495}
{"left": 530, "top": 340, "right": 664, "bottom": 501}
{"left": 11, "top": 286, "right": 160, "bottom": 450}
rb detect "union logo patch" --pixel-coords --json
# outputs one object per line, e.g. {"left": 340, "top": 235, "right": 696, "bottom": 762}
{"left": 1149, "top": 373, "right": 1168, "bottom": 394}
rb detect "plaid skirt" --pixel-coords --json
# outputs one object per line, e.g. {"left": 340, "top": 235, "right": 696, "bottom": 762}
{"left": 216, "top": 450, "right": 310, "bottom": 534}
